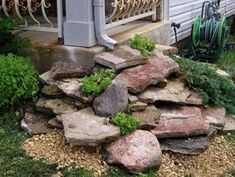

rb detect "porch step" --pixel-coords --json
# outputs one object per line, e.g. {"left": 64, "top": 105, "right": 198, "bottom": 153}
{"left": 21, "top": 21, "right": 171, "bottom": 73}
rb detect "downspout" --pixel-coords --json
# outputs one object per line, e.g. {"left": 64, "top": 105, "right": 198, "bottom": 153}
{"left": 93, "top": 0, "right": 117, "bottom": 50}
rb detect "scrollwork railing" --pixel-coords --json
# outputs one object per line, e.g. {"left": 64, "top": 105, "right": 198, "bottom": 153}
{"left": 105, "top": 0, "right": 161, "bottom": 29}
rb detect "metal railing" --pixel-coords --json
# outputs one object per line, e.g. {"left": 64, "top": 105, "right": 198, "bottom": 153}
{"left": 105, "top": 0, "right": 160, "bottom": 29}
{"left": 0, "top": 0, "right": 63, "bottom": 39}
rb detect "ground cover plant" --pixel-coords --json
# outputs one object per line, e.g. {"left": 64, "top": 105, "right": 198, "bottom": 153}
{"left": 173, "top": 56, "right": 235, "bottom": 114}
{"left": 0, "top": 54, "right": 39, "bottom": 110}
{"left": 0, "top": 18, "right": 31, "bottom": 56}
{"left": 81, "top": 69, "right": 115, "bottom": 96}
{"left": 129, "top": 34, "right": 156, "bottom": 57}
{"left": 111, "top": 112, "right": 140, "bottom": 135}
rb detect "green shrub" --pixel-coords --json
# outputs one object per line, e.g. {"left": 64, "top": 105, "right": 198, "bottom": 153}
{"left": 0, "top": 54, "right": 39, "bottom": 109}
{"left": 81, "top": 69, "right": 115, "bottom": 96}
{"left": 173, "top": 56, "right": 235, "bottom": 114}
{"left": 111, "top": 113, "right": 140, "bottom": 135}
{"left": 129, "top": 34, "right": 156, "bottom": 57}
{"left": 0, "top": 18, "right": 31, "bottom": 56}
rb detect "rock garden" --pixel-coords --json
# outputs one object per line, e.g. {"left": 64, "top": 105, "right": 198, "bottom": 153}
{"left": 18, "top": 34, "right": 235, "bottom": 176}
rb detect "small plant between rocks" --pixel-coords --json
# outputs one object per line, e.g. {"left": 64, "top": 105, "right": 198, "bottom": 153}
{"left": 81, "top": 69, "right": 115, "bottom": 96}
{"left": 173, "top": 56, "right": 235, "bottom": 114}
{"left": 111, "top": 112, "right": 140, "bottom": 135}
{"left": 129, "top": 34, "right": 156, "bottom": 57}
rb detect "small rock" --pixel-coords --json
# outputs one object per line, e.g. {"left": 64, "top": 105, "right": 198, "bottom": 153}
{"left": 151, "top": 106, "right": 210, "bottom": 139}
{"left": 36, "top": 98, "right": 78, "bottom": 115}
{"left": 132, "top": 106, "right": 161, "bottom": 130}
{"left": 94, "top": 45, "right": 147, "bottom": 70}
{"left": 105, "top": 130, "right": 162, "bottom": 174}
{"left": 50, "top": 61, "right": 90, "bottom": 80}
{"left": 138, "top": 80, "right": 202, "bottom": 105}
{"left": 154, "top": 45, "right": 178, "bottom": 56}
{"left": 21, "top": 112, "right": 54, "bottom": 135}
{"left": 115, "top": 54, "right": 179, "bottom": 94}
{"left": 202, "top": 107, "right": 226, "bottom": 131}
{"left": 128, "top": 94, "right": 138, "bottom": 104}
{"left": 48, "top": 118, "right": 63, "bottom": 129}
{"left": 39, "top": 71, "right": 56, "bottom": 85}
{"left": 41, "top": 85, "right": 64, "bottom": 98}
{"left": 93, "top": 81, "right": 128, "bottom": 116}
{"left": 57, "top": 79, "right": 94, "bottom": 104}
{"left": 62, "top": 108, "right": 120, "bottom": 146}
{"left": 129, "top": 102, "right": 147, "bottom": 112}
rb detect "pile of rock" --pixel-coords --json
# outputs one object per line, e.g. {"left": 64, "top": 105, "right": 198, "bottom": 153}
{"left": 21, "top": 45, "right": 230, "bottom": 174}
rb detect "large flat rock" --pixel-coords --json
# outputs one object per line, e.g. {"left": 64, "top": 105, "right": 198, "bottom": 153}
{"left": 93, "top": 81, "right": 128, "bottom": 117}
{"left": 132, "top": 106, "right": 161, "bottom": 130}
{"left": 94, "top": 45, "right": 147, "bottom": 70}
{"left": 105, "top": 130, "right": 162, "bottom": 174}
{"left": 151, "top": 106, "right": 210, "bottom": 139}
{"left": 202, "top": 107, "right": 226, "bottom": 130}
{"left": 36, "top": 98, "right": 79, "bottom": 115}
{"left": 138, "top": 80, "right": 202, "bottom": 105}
{"left": 115, "top": 54, "right": 179, "bottom": 94}
{"left": 57, "top": 79, "right": 94, "bottom": 104}
{"left": 61, "top": 108, "right": 120, "bottom": 146}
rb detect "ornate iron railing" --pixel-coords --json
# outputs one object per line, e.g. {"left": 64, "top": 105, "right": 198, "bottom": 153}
{"left": 0, "top": 0, "right": 63, "bottom": 38}
{"left": 105, "top": 0, "right": 160, "bottom": 29}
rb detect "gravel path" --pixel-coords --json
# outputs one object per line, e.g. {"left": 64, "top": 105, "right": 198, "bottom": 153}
{"left": 23, "top": 132, "right": 235, "bottom": 177}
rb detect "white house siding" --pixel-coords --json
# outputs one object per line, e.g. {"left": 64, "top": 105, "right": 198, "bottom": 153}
{"left": 168, "top": 0, "right": 235, "bottom": 44}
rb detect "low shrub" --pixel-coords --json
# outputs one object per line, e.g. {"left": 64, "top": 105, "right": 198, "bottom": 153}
{"left": 0, "top": 18, "right": 31, "bottom": 56}
{"left": 111, "top": 112, "right": 140, "bottom": 135}
{"left": 81, "top": 69, "right": 115, "bottom": 96}
{"left": 173, "top": 56, "right": 235, "bottom": 114}
{"left": 0, "top": 54, "right": 39, "bottom": 109}
{"left": 129, "top": 34, "right": 156, "bottom": 57}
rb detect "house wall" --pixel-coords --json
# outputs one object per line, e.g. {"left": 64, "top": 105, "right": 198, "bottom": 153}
{"left": 168, "top": 0, "right": 235, "bottom": 44}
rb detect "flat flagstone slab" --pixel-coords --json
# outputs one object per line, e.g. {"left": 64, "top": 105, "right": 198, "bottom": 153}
{"left": 115, "top": 54, "right": 179, "bottom": 94}
{"left": 105, "top": 130, "right": 162, "bottom": 174}
{"left": 202, "top": 107, "right": 226, "bottom": 130}
{"left": 138, "top": 80, "right": 202, "bottom": 105}
{"left": 36, "top": 98, "right": 79, "bottom": 115}
{"left": 94, "top": 45, "right": 147, "bottom": 70}
{"left": 61, "top": 108, "right": 120, "bottom": 146}
{"left": 151, "top": 106, "right": 210, "bottom": 139}
{"left": 50, "top": 61, "right": 90, "bottom": 80}
{"left": 57, "top": 79, "right": 94, "bottom": 104}
{"left": 132, "top": 106, "right": 161, "bottom": 130}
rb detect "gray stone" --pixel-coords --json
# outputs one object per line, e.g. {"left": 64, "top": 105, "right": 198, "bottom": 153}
{"left": 57, "top": 79, "right": 94, "bottom": 104}
{"left": 62, "top": 108, "right": 120, "bottom": 146}
{"left": 105, "top": 130, "right": 162, "bottom": 174}
{"left": 138, "top": 80, "right": 203, "bottom": 105}
{"left": 202, "top": 107, "right": 226, "bottom": 131}
{"left": 50, "top": 61, "right": 90, "bottom": 80}
{"left": 48, "top": 118, "right": 63, "bottom": 129}
{"left": 132, "top": 106, "right": 161, "bottom": 130}
{"left": 36, "top": 98, "right": 78, "bottom": 115}
{"left": 129, "top": 102, "right": 147, "bottom": 112}
{"left": 128, "top": 94, "right": 138, "bottom": 104}
{"left": 94, "top": 45, "right": 147, "bottom": 70}
{"left": 151, "top": 106, "right": 210, "bottom": 139}
{"left": 39, "top": 71, "right": 56, "bottom": 85}
{"left": 21, "top": 112, "right": 54, "bottom": 136}
{"left": 115, "top": 54, "right": 179, "bottom": 94}
{"left": 223, "top": 115, "right": 235, "bottom": 133}
{"left": 93, "top": 81, "right": 128, "bottom": 117}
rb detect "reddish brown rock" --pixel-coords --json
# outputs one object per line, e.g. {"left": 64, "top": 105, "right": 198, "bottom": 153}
{"left": 50, "top": 61, "right": 90, "bottom": 80}
{"left": 151, "top": 106, "right": 210, "bottom": 139}
{"left": 132, "top": 106, "right": 161, "bottom": 130}
{"left": 115, "top": 55, "right": 179, "bottom": 94}
{"left": 94, "top": 45, "right": 147, "bottom": 70}
{"left": 202, "top": 107, "right": 226, "bottom": 130}
{"left": 105, "top": 130, "right": 162, "bottom": 174}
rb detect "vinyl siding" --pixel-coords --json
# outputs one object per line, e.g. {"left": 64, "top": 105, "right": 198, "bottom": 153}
{"left": 169, "top": 0, "right": 235, "bottom": 44}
